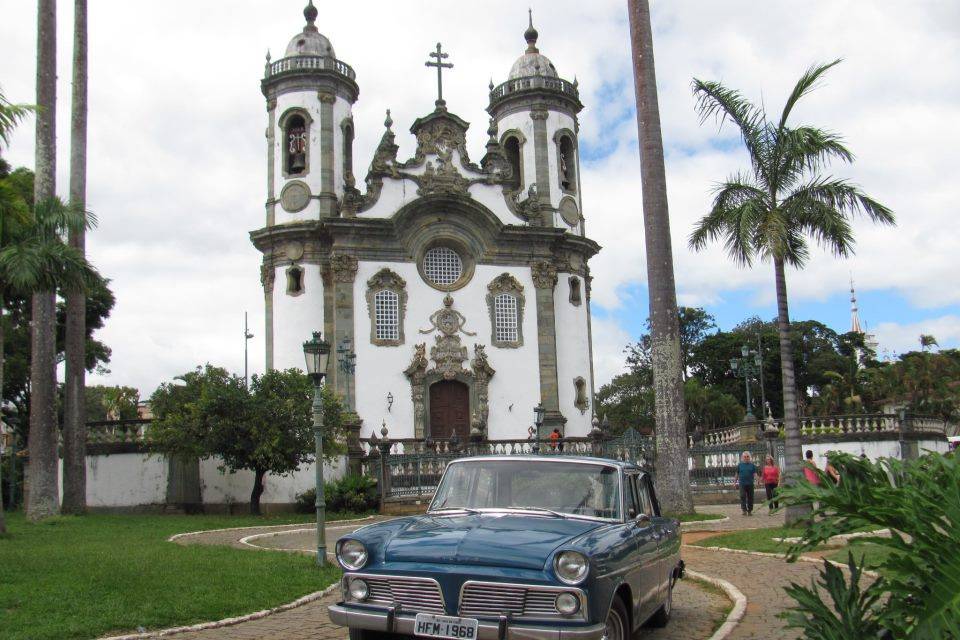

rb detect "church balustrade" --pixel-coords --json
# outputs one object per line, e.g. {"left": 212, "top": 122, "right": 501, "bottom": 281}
{"left": 265, "top": 55, "right": 356, "bottom": 81}
{"left": 489, "top": 76, "right": 579, "bottom": 101}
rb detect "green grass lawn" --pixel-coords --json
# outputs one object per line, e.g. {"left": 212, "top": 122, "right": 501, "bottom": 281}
{"left": 690, "top": 526, "right": 809, "bottom": 554}
{"left": 671, "top": 512, "right": 727, "bottom": 523}
{"left": 826, "top": 543, "right": 894, "bottom": 569}
{"left": 0, "top": 511, "right": 355, "bottom": 640}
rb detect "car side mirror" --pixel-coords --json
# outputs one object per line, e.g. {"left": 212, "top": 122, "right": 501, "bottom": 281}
{"left": 633, "top": 513, "right": 651, "bottom": 528}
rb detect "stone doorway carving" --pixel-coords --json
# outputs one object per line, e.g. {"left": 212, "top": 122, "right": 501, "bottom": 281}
{"left": 429, "top": 380, "right": 470, "bottom": 440}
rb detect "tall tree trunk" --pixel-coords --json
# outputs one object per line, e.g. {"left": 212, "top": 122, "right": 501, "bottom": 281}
{"left": 250, "top": 468, "right": 266, "bottom": 516}
{"left": 774, "top": 257, "right": 808, "bottom": 524}
{"left": 627, "top": 0, "right": 693, "bottom": 513}
{"left": 62, "top": 0, "right": 88, "bottom": 515}
{"left": 26, "top": 0, "right": 60, "bottom": 522}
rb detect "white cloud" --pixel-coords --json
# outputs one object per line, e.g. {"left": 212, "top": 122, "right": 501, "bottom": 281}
{"left": 872, "top": 316, "right": 960, "bottom": 360}
{"left": 1, "top": 1, "right": 956, "bottom": 396}
{"left": 589, "top": 316, "right": 632, "bottom": 389}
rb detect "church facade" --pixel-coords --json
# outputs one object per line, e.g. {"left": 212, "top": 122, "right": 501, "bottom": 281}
{"left": 251, "top": 2, "right": 601, "bottom": 441}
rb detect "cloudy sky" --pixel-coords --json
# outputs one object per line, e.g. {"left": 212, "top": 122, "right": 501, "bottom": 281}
{"left": 1, "top": 0, "right": 958, "bottom": 397}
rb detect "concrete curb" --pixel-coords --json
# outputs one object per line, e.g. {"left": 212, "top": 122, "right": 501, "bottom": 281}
{"left": 679, "top": 515, "right": 731, "bottom": 529}
{"left": 166, "top": 515, "right": 376, "bottom": 544}
{"left": 684, "top": 570, "right": 746, "bottom": 640}
{"left": 98, "top": 582, "right": 339, "bottom": 640}
{"left": 684, "top": 544, "right": 880, "bottom": 578}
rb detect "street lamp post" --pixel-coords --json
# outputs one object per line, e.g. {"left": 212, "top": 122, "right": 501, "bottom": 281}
{"left": 303, "top": 331, "right": 331, "bottom": 566}
{"left": 243, "top": 312, "right": 254, "bottom": 389}
{"left": 337, "top": 338, "right": 357, "bottom": 412}
{"left": 730, "top": 344, "right": 762, "bottom": 421}
{"left": 533, "top": 402, "right": 545, "bottom": 448}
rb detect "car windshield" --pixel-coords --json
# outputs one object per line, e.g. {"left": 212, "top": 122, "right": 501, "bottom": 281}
{"left": 430, "top": 459, "right": 621, "bottom": 520}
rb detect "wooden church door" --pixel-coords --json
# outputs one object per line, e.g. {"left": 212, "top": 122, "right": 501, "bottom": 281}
{"left": 429, "top": 380, "right": 470, "bottom": 441}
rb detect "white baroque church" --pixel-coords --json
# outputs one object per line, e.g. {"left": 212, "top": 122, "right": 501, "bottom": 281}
{"left": 252, "top": 2, "right": 601, "bottom": 441}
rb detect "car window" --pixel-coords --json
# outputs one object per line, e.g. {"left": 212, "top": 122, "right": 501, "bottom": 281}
{"left": 624, "top": 474, "right": 640, "bottom": 518}
{"left": 637, "top": 478, "right": 654, "bottom": 517}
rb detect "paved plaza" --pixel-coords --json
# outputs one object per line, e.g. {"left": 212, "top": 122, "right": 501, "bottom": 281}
{"left": 156, "top": 505, "right": 815, "bottom": 640}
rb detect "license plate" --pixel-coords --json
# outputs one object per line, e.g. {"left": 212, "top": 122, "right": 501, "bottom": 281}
{"left": 414, "top": 613, "right": 479, "bottom": 640}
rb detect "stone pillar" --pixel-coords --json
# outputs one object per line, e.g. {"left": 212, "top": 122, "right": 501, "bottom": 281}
{"left": 531, "top": 261, "right": 565, "bottom": 433}
{"left": 318, "top": 92, "right": 337, "bottom": 217}
{"left": 376, "top": 431, "right": 392, "bottom": 514}
{"left": 898, "top": 410, "right": 918, "bottom": 461}
{"left": 260, "top": 263, "right": 275, "bottom": 371}
{"left": 266, "top": 98, "right": 277, "bottom": 226}
{"left": 345, "top": 416, "right": 364, "bottom": 476}
{"left": 331, "top": 253, "right": 358, "bottom": 410}
{"left": 530, "top": 107, "right": 553, "bottom": 228}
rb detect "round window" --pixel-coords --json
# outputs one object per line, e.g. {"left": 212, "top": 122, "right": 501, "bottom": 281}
{"left": 422, "top": 247, "right": 463, "bottom": 286}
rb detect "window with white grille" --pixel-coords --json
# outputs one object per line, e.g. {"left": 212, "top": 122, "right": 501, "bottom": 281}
{"left": 422, "top": 247, "right": 463, "bottom": 286}
{"left": 374, "top": 289, "right": 400, "bottom": 341}
{"left": 494, "top": 293, "right": 519, "bottom": 343}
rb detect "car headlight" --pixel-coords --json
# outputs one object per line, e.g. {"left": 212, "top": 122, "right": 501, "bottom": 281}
{"left": 554, "top": 551, "right": 589, "bottom": 585}
{"left": 348, "top": 578, "right": 369, "bottom": 601}
{"left": 337, "top": 539, "right": 368, "bottom": 570}
{"left": 555, "top": 592, "right": 581, "bottom": 615}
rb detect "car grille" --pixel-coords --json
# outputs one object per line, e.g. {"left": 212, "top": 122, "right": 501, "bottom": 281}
{"left": 459, "top": 582, "right": 584, "bottom": 620}
{"left": 359, "top": 575, "right": 446, "bottom": 614}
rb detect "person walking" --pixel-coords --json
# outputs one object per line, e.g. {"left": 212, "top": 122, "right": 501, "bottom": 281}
{"left": 549, "top": 428, "right": 562, "bottom": 452}
{"left": 761, "top": 454, "right": 781, "bottom": 513}
{"left": 734, "top": 451, "right": 759, "bottom": 516}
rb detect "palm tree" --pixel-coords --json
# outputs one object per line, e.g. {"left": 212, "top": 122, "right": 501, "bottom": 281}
{"left": 0, "top": 91, "right": 35, "bottom": 534}
{"left": 689, "top": 60, "right": 895, "bottom": 524}
{"left": 919, "top": 334, "right": 938, "bottom": 353}
{"left": 26, "top": 0, "right": 60, "bottom": 521}
{"left": 627, "top": 0, "right": 693, "bottom": 513}
{"left": 62, "top": 0, "right": 89, "bottom": 514}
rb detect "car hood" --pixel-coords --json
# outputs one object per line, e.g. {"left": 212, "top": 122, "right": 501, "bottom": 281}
{"left": 382, "top": 512, "right": 604, "bottom": 570}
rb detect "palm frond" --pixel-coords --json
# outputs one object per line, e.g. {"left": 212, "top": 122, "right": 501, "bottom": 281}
{"left": 689, "top": 176, "right": 768, "bottom": 266}
{"left": 786, "top": 176, "right": 895, "bottom": 229}
{"left": 32, "top": 196, "right": 98, "bottom": 239}
{"left": 691, "top": 78, "right": 769, "bottom": 184}
{"left": 0, "top": 88, "right": 36, "bottom": 148}
{"left": 777, "top": 127, "right": 855, "bottom": 189}
{"left": 778, "top": 59, "right": 843, "bottom": 131}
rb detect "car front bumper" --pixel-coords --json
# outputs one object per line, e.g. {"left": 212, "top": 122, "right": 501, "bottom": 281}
{"left": 328, "top": 603, "right": 607, "bottom": 640}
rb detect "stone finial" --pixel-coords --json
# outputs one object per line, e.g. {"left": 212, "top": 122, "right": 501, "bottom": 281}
{"left": 384, "top": 108, "right": 393, "bottom": 131}
{"left": 601, "top": 414, "right": 610, "bottom": 430}
{"left": 486, "top": 118, "right": 497, "bottom": 142}
{"left": 380, "top": 420, "right": 389, "bottom": 439}
{"left": 524, "top": 8, "right": 539, "bottom": 53}
{"left": 304, "top": 0, "right": 318, "bottom": 26}
{"left": 592, "top": 414, "right": 599, "bottom": 428}
{"left": 265, "top": 49, "right": 272, "bottom": 63}
{"left": 488, "top": 78, "right": 494, "bottom": 91}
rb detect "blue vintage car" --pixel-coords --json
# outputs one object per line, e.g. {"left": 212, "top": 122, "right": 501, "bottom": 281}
{"left": 328, "top": 455, "right": 682, "bottom": 640}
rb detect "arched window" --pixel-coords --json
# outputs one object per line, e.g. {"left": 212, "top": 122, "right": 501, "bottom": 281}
{"left": 283, "top": 113, "right": 308, "bottom": 176}
{"left": 366, "top": 268, "right": 407, "bottom": 346}
{"left": 374, "top": 290, "right": 400, "bottom": 341}
{"left": 568, "top": 276, "right": 582, "bottom": 306}
{"left": 342, "top": 119, "right": 355, "bottom": 186}
{"left": 503, "top": 135, "right": 522, "bottom": 191}
{"left": 486, "top": 273, "right": 525, "bottom": 348}
{"left": 557, "top": 134, "right": 577, "bottom": 193}
{"left": 286, "top": 264, "right": 304, "bottom": 296}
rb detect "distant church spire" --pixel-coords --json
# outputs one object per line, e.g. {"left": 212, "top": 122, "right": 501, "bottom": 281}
{"left": 850, "top": 276, "right": 864, "bottom": 334}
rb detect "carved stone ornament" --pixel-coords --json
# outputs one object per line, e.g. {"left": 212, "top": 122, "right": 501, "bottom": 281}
{"left": 508, "top": 183, "right": 542, "bottom": 224}
{"left": 284, "top": 241, "right": 305, "bottom": 261}
{"left": 431, "top": 335, "right": 470, "bottom": 380}
{"left": 260, "top": 263, "right": 275, "bottom": 293}
{"left": 420, "top": 295, "right": 476, "bottom": 337}
{"left": 413, "top": 113, "right": 469, "bottom": 160}
{"left": 531, "top": 261, "right": 558, "bottom": 289}
{"left": 486, "top": 273, "right": 525, "bottom": 348}
{"left": 330, "top": 253, "right": 359, "bottom": 283}
{"left": 573, "top": 376, "right": 589, "bottom": 414}
{"left": 280, "top": 181, "right": 311, "bottom": 213}
{"left": 365, "top": 268, "right": 408, "bottom": 347}
{"left": 317, "top": 91, "right": 336, "bottom": 104}
{"left": 417, "top": 147, "right": 470, "bottom": 197}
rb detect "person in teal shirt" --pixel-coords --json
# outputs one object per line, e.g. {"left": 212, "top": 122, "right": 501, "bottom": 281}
{"left": 735, "top": 451, "right": 759, "bottom": 515}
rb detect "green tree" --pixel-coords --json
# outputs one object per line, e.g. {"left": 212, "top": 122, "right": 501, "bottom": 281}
{"left": 150, "top": 366, "right": 345, "bottom": 515}
{"left": 919, "top": 334, "right": 938, "bottom": 352}
{"left": 689, "top": 60, "right": 895, "bottom": 524}
{"left": 627, "top": 0, "right": 692, "bottom": 514}
{"left": 84, "top": 385, "right": 139, "bottom": 421}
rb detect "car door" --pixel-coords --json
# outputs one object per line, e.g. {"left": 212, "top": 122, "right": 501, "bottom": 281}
{"left": 625, "top": 473, "right": 660, "bottom": 623}
{"left": 639, "top": 474, "right": 673, "bottom": 606}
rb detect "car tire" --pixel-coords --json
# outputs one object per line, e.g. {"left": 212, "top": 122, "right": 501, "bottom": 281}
{"left": 646, "top": 581, "right": 673, "bottom": 628}
{"left": 605, "top": 595, "right": 630, "bottom": 640}
{"left": 348, "top": 629, "right": 403, "bottom": 640}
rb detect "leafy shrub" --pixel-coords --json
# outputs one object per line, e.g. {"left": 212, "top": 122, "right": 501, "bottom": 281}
{"left": 295, "top": 474, "right": 378, "bottom": 515}
{"left": 777, "top": 452, "right": 960, "bottom": 638}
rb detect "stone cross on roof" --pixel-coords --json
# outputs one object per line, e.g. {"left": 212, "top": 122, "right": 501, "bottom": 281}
{"left": 425, "top": 42, "right": 453, "bottom": 109}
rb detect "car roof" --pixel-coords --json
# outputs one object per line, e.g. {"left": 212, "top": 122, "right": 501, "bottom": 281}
{"left": 449, "top": 455, "right": 643, "bottom": 471}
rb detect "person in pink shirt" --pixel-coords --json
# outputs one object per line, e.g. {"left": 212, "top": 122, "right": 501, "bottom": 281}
{"left": 761, "top": 455, "right": 781, "bottom": 513}
{"left": 803, "top": 449, "right": 821, "bottom": 485}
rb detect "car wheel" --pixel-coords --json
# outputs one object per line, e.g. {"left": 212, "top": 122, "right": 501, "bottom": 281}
{"left": 604, "top": 596, "right": 629, "bottom": 640}
{"left": 348, "top": 629, "right": 402, "bottom": 640}
{"left": 646, "top": 581, "right": 673, "bottom": 628}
